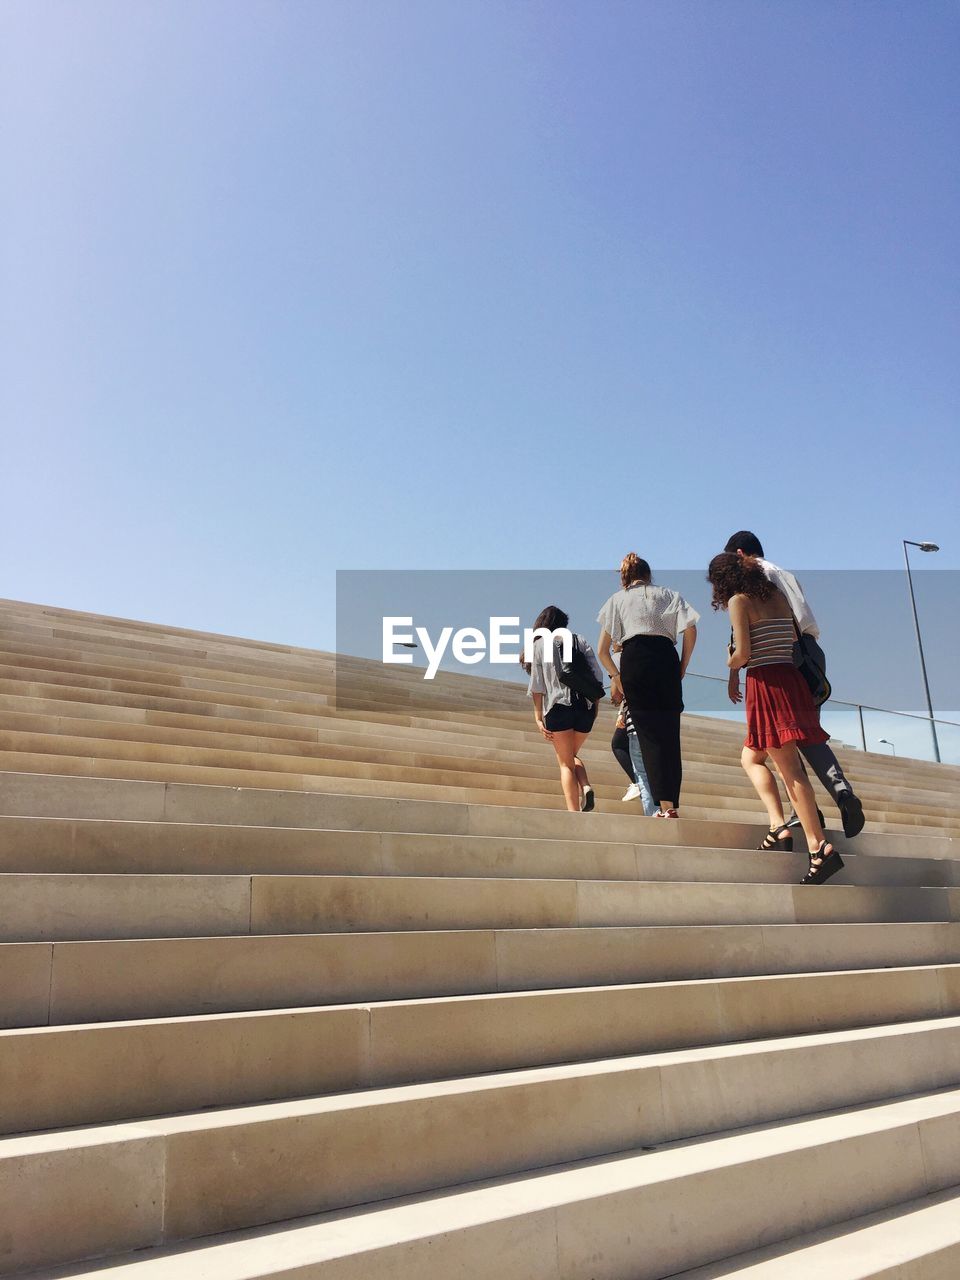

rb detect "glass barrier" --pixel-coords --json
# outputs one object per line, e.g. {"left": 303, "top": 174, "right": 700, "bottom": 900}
{"left": 858, "top": 706, "right": 960, "bottom": 766}
{"left": 682, "top": 670, "right": 960, "bottom": 766}
{"left": 681, "top": 672, "right": 745, "bottom": 722}
{"left": 817, "top": 702, "right": 867, "bottom": 753}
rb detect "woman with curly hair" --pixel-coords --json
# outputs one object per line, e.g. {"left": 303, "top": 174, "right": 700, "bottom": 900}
{"left": 707, "top": 552, "right": 843, "bottom": 885}
{"left": 596, "top": 554, "right": 699, "bottom": 818}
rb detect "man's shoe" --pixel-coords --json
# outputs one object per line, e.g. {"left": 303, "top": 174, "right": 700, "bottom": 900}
{"left": 786, "top": 808, "right": 825, "bottom": 831}
{"left": 621, "top": 783, "right": 641, "bottom": 802}
{"left": 839, "top": 793, "right": 865, "bottom": 838}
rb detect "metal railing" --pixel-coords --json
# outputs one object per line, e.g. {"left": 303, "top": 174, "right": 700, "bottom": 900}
{"left": 680, "top": 671, "right": 960, "bottom": 766}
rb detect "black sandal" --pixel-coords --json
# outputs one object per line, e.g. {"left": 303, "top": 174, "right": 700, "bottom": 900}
{"left": 786, "top": 808, "right": 826, "bottom": 832}
{"left": 801, "top": 841, "right": 844, "bottom": 885}
{"left": 757, "top": 824, "right": 793, "bottom": 852}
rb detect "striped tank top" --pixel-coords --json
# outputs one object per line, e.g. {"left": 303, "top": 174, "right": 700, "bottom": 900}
{"left": 747, "top": 617, "right": 795, "bottom": 669}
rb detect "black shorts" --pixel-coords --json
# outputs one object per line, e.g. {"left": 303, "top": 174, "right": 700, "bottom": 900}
{"left": 544, "top": 697, "right": 598, "bottom": 734}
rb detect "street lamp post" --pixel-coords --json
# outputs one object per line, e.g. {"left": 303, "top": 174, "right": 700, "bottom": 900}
{"left": 902, "top": 539, "right": 941, "bottom": 764}
{"left": 879, "top": 738, "right": 896, "bottom": 757}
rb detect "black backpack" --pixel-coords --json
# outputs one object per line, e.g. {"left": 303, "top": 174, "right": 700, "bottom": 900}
{"left": 792, "top": 623, "right": 832, "bottom": 706}
{"left": 557, "top": 635, "right": 606, "bottom": 703}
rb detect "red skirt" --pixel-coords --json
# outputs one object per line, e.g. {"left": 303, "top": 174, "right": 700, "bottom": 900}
{"left": 744, "top": 663, "right": 830, "bottom": 751}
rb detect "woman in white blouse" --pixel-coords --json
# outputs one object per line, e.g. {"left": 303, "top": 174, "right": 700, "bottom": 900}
{"left": 597, "top": 554, "right": 699, "bottom": 818}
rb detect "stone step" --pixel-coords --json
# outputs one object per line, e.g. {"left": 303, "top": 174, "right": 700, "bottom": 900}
{"left": 0, "top": 630, "right": 349, "bottom": 689}
{"left": 0, "top": 599, "right": 324, "bottom": 654}
{"left": 1, "top": 772, "right": 954, "bottom": 860}
{"left": 0, "top": 710, "right": 827, "bottom": 798}
{"left": 5, "top": 1021, "right": 960, "bottom": 1275}
{"left": 0, "top": 644, "right": 592, "bottom": 727}
{"left": 3, "top": 598, "right": 958, "bottom": 1280}
{"left": 676, "top": 1185, "right": 960, "bottom": 1277}
{"left": 0, "top": 704, "right": 952, "bottom": 821}
{"left": 0, "top": 661, "right": 342, "bottom": 721}
{"left": 0, "top": 599, "right": 313, "bottom": 647}
{"left": 5, "top": 920, "right": 960, "bottom": 1028}
{"left": 0, "top": 872, "right": 955, "bottom": 942}
{"left": 3, "top": 815, "right": 958, "bottom": 886}
{"left": 0, "top": 667, "right": 949, "bottom": 816}
{"left": 0, "top": 645, "right": 953, "bottom": 794}
{"left": 0, "top": 690, "right": 768, "bottom": 786}
{"left": 2, "top": 966, "right": 958, "bottom": 1135}
{"left": 0, "top": 718, "right": 924, "bottom": 835}
{"left": 0, "top": 623, "right": 509, "bottom": 696}
{"left": 0, "top": 697, "right": 787, "bottom": 773}
{"left": 0, "top": 654, "right": 340, "bottom": 711}
{"left": 0, "top": 736, "right": 953, "bottom": 836}
{"left": 0, "top": 726, "right": 802, "bottom": 801}
{"left": 0, "top": 748, "right": 950, "bottom": 839}
{"left": 1, "top": 601, "right": 955, "bottom": 767}
{"left": 0, "top": 601, "right": 947, "bottom": 760}
{"left": 0, "top": 671, "right": 853, "bottom": 764}
{"left": 0, "top": 645, "right": 941, "bottom": 773}
{"left": 0, "top": 631, "right": 951, "bottom": 790}
{"left": 4, "top": 741, "right": 947, "bottom": 843}
{"left": 0, "top": 748, "right": 792, "bottom": 822}
{"left": 17, "top": 1087, "right": 960, "bottom": 1280}
{"left": 0, "top": 696, "right": 860, "bottom": 783}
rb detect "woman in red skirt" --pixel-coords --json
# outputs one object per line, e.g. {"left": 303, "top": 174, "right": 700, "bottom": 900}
{"left": 707, "top": 553, "right": 843, "bottom": 885}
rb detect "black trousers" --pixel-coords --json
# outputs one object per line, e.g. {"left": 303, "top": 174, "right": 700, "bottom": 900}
{"left": 619, "top": 635, "right": 684, "bottom": 805}
{"left": 611, "top": 726, "right": 634, "bottom": 782}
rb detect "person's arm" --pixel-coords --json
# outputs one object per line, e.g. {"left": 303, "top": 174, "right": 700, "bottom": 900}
{"left": 679, "top": 623, "right": 697, "bottom": 678}
{"left": 765, "top": 563, "right": 820, "bottom": 639}
{"left": 673, "top": 595, "right": 701, "bottom": 680}
{"left": 531, "top": 691, "right": 552, "bottom": 739}
{"left": 727, "top": 596, "right": 751, "bottom": 670}
{"left": 597, "top": 629, "right": 623, "bottom": 704}
{"left": 527, "top": 647, "right": 551, "bottom": 737}
{"left": 787, "top": 571, "right": 820, "bottom": 639}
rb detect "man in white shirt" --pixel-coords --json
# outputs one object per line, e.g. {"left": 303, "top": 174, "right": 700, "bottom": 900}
{"left": 724, "top": 531, "right": 865, "bottom": 839}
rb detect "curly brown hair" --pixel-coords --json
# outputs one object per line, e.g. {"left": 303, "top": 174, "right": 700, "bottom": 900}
{"left": 707, "top": 553, "right": 776, "bottom": 611}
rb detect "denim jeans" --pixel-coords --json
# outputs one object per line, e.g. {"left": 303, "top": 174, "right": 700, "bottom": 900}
{"left": 628, "top": 731, "right": 659, "bottom": 816}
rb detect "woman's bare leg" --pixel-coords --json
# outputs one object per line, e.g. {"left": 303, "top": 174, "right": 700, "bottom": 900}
{"left": 571, "top": 731, "right": 591, "bottom": 791}
{"left": 551, "top": 731, "right": 583, "bottom": 812}
{"left": 741, "top": 746, "right": 787, "bottom": 833}
{"left": 768, "top": 743, "right": 828, "bottom": 853}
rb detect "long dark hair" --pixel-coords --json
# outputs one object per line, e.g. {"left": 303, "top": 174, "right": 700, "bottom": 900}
{"left": 708, "top": 553, "right": 776, "bottom": 611}
{"left": 520, "top": 604, "right": 570, "bottom": 674}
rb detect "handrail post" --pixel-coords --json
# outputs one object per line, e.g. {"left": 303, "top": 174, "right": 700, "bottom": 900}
{"left": 903, "top": 541, "right": 942, "bottom": 763}
{"left": 857, "top": 704, "right": 866, "bottom": 752}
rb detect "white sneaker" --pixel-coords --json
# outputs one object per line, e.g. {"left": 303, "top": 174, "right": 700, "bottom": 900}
{"left": 621, "top": 783, "right": 641, "bottom": 802}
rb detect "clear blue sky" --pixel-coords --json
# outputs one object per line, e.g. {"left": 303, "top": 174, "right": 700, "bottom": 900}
{"left": 2, "top": 0, "right": 958, "bottom": 656}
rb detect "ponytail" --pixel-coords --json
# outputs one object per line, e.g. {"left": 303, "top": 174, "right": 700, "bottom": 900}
{"left": 620, "top": 553, "right": 652, "bottom": 589}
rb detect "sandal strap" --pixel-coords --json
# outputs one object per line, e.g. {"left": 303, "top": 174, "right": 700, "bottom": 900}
{"left": 808, "top": 841, "right": 833, "bottom": 867}
{"left": 758, "top": 824, "right": 791, "bottom": 850}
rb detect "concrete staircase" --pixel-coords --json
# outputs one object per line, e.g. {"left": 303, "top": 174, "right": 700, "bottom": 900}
{"left": 1, "top": 597, "right": 960, "bottom": 1278}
